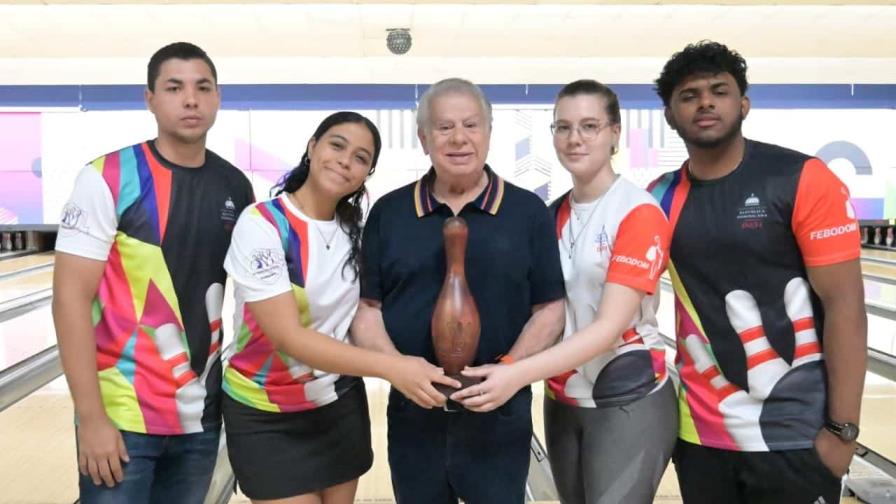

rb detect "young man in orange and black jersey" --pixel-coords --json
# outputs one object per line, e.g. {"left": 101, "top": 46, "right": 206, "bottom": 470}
{"left": 649, "top": 41, "right": 867, "bottom": 503}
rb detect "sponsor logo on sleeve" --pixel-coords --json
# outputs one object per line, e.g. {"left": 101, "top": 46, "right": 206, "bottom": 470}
{"left": 844, "top": 188, "right": 856, "bottom": 220}
{"left": 60, "top": 203, "right": 89, "bottom": 235}
{"left": 810, "top": 188, "right": 858, "bottom": 240}
{"left": 809, "top": 222, "right": 858, "bottom": 240}
{"left": 250, "top": 248, "right": 285, "bottom": 282}
{"left": 613, "top": 235, "right": 664, "bottom": 279}
{"left": 646, "top": 235, "right": 664, "bottom": 279}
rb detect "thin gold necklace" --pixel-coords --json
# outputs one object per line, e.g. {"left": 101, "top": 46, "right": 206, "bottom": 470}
{"left": 288, "top": 192, "right": 339, "bottom": 250}
{"left": 567, "top": 197, "right": 600, "bottom": 259}
{"left": 567, "top": 175, "right": 618, "bottom": 259}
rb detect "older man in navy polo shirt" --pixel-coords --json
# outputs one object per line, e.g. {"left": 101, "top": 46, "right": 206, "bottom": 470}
{"left": 353, "top": 78, "right": 565, "bottom": 503}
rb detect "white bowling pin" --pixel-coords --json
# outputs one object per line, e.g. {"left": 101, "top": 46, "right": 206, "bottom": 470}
{"left": 155, "top": 323, "right": 205, "bottom": 431}
{"left": 683, "top": 334, "right": 767, "bottom": 450}
{"left": 725, "top": 290, "right": 789, "bottom": 400}
{"left": 783, "top": 277, "right": 822, "bottom": 367}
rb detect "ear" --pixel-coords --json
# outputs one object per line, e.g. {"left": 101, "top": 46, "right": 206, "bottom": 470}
{"left": 144, "top": 88, "right": 154, "bottom": 112}
{"left": 741, "top": 95, "right": 751, "bottom": 120}
{"left": 417, "top": 127, "right": 430, "bottom": 155}
{"left": 306, "top": 137, "right": 316, "bottom": 158}
{"left": 663, "top": 107, "right": 675, "bottom": 129}
{"left": 610, "top": 122, "right": 622, "bottom": 142}
{"left": 609, "top": 123, "right": 622, "bottom": 155}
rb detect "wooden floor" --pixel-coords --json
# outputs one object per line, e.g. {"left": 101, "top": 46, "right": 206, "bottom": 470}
{"left": 0, "top": 252, "right": 53, "bottom": 275}
{"left": 0, "top": 251, "right": 886, "bottom": 503}
{"left": 0, "top": 378, "right": 873, "bottom": 504}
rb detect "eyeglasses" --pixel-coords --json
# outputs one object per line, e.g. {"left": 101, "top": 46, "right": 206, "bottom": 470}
{"left": 550, "top": 121, "right": 608, "bottom": 140}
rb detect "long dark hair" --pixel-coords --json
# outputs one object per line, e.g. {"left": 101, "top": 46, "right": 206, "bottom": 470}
{"left": 273, "top": 111, "right": 382, "bottom": 278}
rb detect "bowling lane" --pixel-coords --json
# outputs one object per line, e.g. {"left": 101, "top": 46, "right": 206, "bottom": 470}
{"left": 862, "top": 248, "right": 896, "bottom": 262}
{"left": 0, "top": 305, "right": 56, "bottom": 370}
{"left": 0, "top": 375, "right": 77, "bottom": 504}
{"left": 860, "top": 370, "right": 896, "bottom": 463}
{"left": 0, "top": 267, "right": 52, "bottom": 305}
{"left": 868, "top": 313, "right": 896, "bottom": 357}
{"left": 0, "top": 251, "right": 54, "bottom": 275}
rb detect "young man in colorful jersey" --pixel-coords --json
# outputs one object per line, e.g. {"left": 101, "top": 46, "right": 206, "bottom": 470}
{"left": 52, "top": 42, "right": 254, "bottom": 503}
{"left": 649, "top": 41, "right": 867, "bottom": 503}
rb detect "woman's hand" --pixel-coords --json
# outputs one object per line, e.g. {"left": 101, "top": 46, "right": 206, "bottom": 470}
{"left": 450, "top": 363, "right": 525, "bottom": 412}
{"left": 385, "top": 355, "right": 461, "bottom": 408}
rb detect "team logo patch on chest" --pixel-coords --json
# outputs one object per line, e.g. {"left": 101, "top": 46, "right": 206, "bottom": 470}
{"left": 220, "top": 197, "right": 237, "bottom": 230}
{"left": 737, "top": 193, "right": 768, "bottom": 230}
{"left": 595, "top": 225, "right": 610, "bottom": 254}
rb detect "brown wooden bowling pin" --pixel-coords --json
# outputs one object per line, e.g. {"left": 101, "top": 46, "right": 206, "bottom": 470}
{"left": 431, "top": 217, "right": 481, "bottom": 394}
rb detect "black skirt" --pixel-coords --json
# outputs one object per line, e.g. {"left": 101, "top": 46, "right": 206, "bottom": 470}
{"left": 223, "top": 381, "right": 374, "bottom": 500}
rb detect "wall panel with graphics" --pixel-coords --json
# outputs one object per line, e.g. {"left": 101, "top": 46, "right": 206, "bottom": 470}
{"left": 1, "top": 84, "right": 894, "bottom": 225}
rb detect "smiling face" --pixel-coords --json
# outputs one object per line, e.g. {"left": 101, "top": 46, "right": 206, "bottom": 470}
{"left": 665, "top": 71, "right": 750, "bottom": 150}
{"left": 305, "top": 121, "right": 376, "bottom": 201}
{"left": 552, "top": 93, "right": 620, "bottom": 182}
{"left": 418, "top": 91, "right": 491, "bottom": 181}
{"left": 145, "top": 58, "right": 220, "bottom": 147}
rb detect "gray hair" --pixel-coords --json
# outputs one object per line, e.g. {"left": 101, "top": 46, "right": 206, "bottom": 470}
{"left": 415, "top": 78, "right": 493, "bottom": 130}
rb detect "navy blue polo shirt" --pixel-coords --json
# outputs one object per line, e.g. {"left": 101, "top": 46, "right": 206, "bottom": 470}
{"left": 360, "top": 166, "right": 565, "bottom": 366}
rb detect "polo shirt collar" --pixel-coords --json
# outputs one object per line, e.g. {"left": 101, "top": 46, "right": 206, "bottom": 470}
{"left": 413, "top": 164, "right": 505, "bottom": 218}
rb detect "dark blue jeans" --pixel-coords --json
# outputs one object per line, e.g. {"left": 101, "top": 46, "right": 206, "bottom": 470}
{"left": 78, "top": 428, "right": 220, "bottom": 504}
{"left": 387, "top": 387, "right": 532, "bottom": 504}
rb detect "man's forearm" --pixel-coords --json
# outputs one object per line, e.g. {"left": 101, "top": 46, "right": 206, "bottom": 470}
{"left": 506, "top": 298, "right": 564, "bottom": 360}
{"left": 823, "top": 295, "right": 867, "bottom": 424}
{"left": 351, "top": 300, "right": 401, "bottom": 356}
{"left": 53, "top": 295, "right": 107, "bottom": 421}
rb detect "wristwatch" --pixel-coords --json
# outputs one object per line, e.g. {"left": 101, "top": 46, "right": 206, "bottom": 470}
{"left": 824, "top": 419, "right": 860, "bottom": 442}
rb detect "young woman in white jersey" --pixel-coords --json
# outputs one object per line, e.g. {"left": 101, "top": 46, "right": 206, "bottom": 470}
{"left": 452, "top": 81, "right": 677, "bottom": 503}
{"left": 223, "top": 112, "right": 459, "bottom": 504}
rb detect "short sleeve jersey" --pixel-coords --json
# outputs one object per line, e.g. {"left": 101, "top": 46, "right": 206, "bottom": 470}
{"left": 648, "top": 139, "right": 860, "bottom": 452}
{"left": 360, "top": 166, "right": 565, "bottom": 368}
{"left": 547, "top": 177, "right": 671, "bottom": 408}
{"left": 55, "top": 140, "right": 254, "bottom": 435}
{"left": 223, "top": 195, "right": 361, "bottom": 413}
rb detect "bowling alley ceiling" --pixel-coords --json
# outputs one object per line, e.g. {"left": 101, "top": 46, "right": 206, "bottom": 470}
{"left": 0, "top": 2, "right": 894, "bottom": 83}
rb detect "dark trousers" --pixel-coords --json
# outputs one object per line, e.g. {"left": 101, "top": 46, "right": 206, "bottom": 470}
{"left": 674, "top": 439, "right": 843, "bottom": 504}
{"left": 387, "top": 387, "right": 533, "bottom": 504}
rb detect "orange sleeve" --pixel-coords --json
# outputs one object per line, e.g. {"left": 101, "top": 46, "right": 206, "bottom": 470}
{"left": 791, "top": 158, "right": 861, "bottom": 267}
{"left": 606, "top": 203, "right": 672, "bottom": 295}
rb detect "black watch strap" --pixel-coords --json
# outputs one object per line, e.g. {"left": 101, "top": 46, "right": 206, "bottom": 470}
{"left": 824, "top": 419, "right": 860, "bottom": 442}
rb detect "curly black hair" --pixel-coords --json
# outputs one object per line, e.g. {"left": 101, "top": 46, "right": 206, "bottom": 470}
{"left": 654, "top": 41, "right": 748, "bottom": 106}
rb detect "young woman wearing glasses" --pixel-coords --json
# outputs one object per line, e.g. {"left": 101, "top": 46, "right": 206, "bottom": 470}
{"left": 453, "top": 80, "right": 677, "bottom": 503}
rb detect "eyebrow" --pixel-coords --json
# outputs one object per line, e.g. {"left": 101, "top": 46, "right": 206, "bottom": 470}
{"left": 678, "top": 78, "right": 730, "bottom": 95}
{"left": 329, "top": 134, "right": 373, "bottom": 157}
{"left": 163, "top": 77, "right": 214, "bottom": 86}
{"left": 555, "top": 117, "right": 601, "bottom": 123}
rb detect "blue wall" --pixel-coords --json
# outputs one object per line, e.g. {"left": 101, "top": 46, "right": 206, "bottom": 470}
{"left": 1, "top": 84, "right": 894, "bottom": 110}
